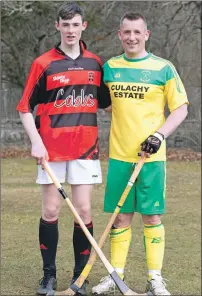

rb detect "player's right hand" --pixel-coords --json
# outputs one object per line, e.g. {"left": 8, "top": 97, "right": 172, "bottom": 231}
{"left": 141, "top": 132, "right": 164, "bottom": 155}
{"left": 31, "top": 142, "right": 49, "bottom": 166}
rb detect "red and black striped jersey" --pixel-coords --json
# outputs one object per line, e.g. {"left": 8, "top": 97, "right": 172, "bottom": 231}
{"left": 17, "top": 41, "right": 111, "bottom": 161}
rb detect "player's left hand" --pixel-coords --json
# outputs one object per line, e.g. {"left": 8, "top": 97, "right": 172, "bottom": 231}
{"left": 141, "top": 132, "right": 164, "bottom": 154}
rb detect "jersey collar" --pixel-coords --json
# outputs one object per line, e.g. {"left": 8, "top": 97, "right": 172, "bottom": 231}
{"left": 55, "top": 40, "right": 87, "bottom": 58}
{"left": 123, "top": 52, "right": 151, "bottom": 62}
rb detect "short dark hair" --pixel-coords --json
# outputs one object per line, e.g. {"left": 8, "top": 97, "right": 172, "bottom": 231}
{"left": 120, "top": 12, "right": 147, "bottom": 28}
{"left": 56, "top": 2, "right": 84, "bottom": 22}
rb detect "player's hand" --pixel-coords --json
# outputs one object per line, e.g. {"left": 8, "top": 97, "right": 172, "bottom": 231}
{"left": 31, "top": 141, "right": 49, "bottom": 166}
{"left": 141, "top": 132, "right": 164, "bottom": 155}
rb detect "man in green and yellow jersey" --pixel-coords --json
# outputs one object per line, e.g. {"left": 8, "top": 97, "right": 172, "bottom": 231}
{"left": 92, "top": 12, "right": 188, "bottom": 296}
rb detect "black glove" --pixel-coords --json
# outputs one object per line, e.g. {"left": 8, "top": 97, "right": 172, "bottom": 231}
{"left": 141, "top": 132, "right": 164, "bottom": 154}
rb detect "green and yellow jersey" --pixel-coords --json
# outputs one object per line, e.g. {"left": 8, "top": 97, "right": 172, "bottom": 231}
{"left": 104, "top": 53, "right": 189, "bottom": 163}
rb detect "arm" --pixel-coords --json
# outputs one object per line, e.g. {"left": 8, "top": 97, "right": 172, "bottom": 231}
{"left": 141, "top": 61, "right": 189, "bottom": 157}
{"left": 104, "top": 105, "right": 112, "bottom": 112}
{"left": 97, "top": 65, "right": 111, "bottom": 109}
{"left": 19, "top": 112, "right": 49, "bottom": 165}
{"left": 157, "top": 103, "right": 188, "bottom": 138}
{"left": 17, "top": 59, "right": 48, "bottom": 164}
{"left": 141, "top": 103, "right": 188, "bottom": 157}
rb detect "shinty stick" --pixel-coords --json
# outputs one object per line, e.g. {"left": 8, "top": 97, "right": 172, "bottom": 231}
{"left": 45, "top": 155, "right": 146, "bottom": 296}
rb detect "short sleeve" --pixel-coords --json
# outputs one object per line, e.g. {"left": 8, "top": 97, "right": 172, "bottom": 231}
{"left": 16, "top": 59, "right": 46, "bottom": 113}
{"left": 103, "top": 61, "right": 114, "bottom": 85}
{"left": 164, "top": 63, "right": 189, "bottom": 112}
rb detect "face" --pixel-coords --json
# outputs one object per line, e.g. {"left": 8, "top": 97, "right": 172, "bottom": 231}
{"left": 118, "top": 18, "right": 150, "bottom": 57}
{"left": 56, "top": 14, "right": 87, "bottom": 47}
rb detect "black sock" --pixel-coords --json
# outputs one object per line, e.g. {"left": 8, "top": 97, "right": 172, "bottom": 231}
{"left": 39, "top": 217, "right": 58, "bottom": 278}
{"left": 73, "top": 221, "right": 93, "bottom": 279}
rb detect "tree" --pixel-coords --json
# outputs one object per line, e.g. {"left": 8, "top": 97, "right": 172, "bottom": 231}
{"left": 1, "top": 1, "right": 117, "bottom": 89}
{"left": 1, "top": 1, "right": 201, "bottom": 91}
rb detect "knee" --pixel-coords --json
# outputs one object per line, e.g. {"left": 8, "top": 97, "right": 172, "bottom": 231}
{"left": 142, "top": 214, "right": 161, "bottom": 225}
{"left": 114, "top": 213, "right": 133, "bottom": 228}
{"left": 43, "top": 204, "right": 60, "bottom": 221}
{"left": 76, "top": 204, "right": 91, "bottom": 221}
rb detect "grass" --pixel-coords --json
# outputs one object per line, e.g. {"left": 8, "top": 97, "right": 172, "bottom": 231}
{"left": 1, "top": 158, "right": 201, "bottom": 295}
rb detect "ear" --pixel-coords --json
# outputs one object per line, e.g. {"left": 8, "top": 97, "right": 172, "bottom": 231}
{"left": 55, "top": 21, "right": 60, "bottom": 31}
{"left": 145, "top": 29, "right": 150, "bottom": 41}
{"left": 82, "top": 21, "right": 88, "bottom": 31}
{"left": 118, "top": 29, "right": 122, "bottom": 41}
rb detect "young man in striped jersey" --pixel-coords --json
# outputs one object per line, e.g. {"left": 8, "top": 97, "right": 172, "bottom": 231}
{"left": 17, "top": 2, "right": 111, "bottom": 295}
{"left": 92, "top": 12, "right": 188, "bottom": 296}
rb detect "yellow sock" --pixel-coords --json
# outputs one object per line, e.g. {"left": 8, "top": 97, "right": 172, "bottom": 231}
{"left": 144, "top": 223, "right": 165, "bottom": 279}
{"left": 110, "top": 225, "right": 132, "bottom": 279}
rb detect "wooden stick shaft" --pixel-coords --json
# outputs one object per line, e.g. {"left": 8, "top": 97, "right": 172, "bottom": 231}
{"left": 78, "top": 156, "right": 145, "bottom": 279}
{"left": 43, "top": 162, "right": 115, "bottom": 274}
{"left": 43, "top": 160, "right": 145, "bottom": 296}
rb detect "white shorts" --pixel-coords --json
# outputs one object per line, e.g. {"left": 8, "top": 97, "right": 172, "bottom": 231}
{"left": 36, "top": 160, "right": 102, "bottom": 185}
